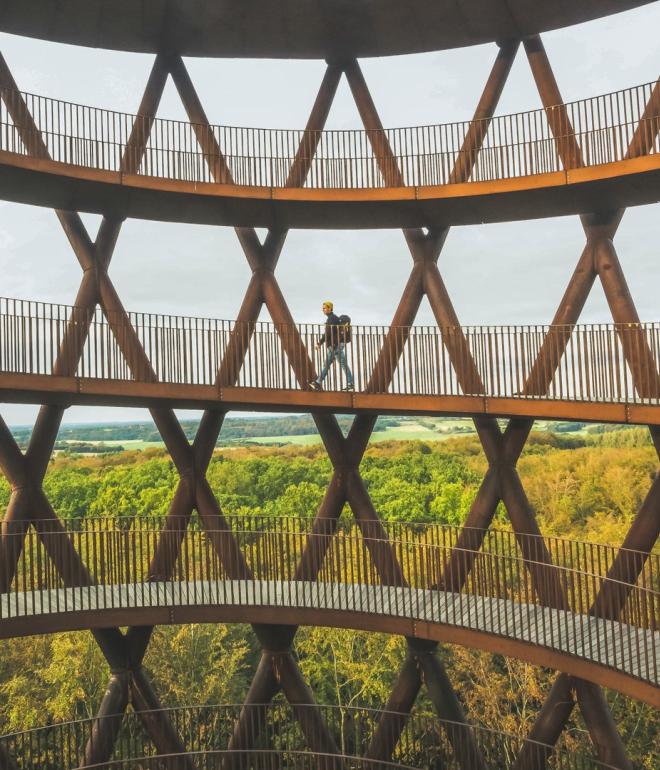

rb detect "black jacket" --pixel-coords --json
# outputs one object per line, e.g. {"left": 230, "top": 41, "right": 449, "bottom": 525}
{"left": 318, "top": 312, "right": 345, "bottom": 347}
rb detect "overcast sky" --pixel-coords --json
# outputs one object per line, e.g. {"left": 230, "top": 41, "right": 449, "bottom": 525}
{"left": 1, "top": 3, "right": 659, "bottom": 426}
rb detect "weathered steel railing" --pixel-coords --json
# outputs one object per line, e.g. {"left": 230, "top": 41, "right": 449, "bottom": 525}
{"left": 0, "top": 703, "right": 622, "bottom": 770}
{"left": 1, "top": 298, "right": 660, "bottom": 404}
{"left": 1, "top": 518, "right": 658, "bottom": 686}
{"left": 0, "top": 81, "right": 658, "bottom": 188}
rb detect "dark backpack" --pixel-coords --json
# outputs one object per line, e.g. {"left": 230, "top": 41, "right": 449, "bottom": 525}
{"left": 337, "top": 314, "right": 351, "bottom": 344}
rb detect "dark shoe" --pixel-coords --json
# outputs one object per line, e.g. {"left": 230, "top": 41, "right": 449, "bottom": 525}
{"left": 309, "top": 381, "right": 321, "bottom": 391}
{"left": 342, "top": 384, "right": 354, "bottom": 392}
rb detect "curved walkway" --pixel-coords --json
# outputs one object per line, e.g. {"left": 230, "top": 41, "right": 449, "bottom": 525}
{"left": 1, "top": 522, "right": 658, "bottom": 706}
{"left": 2, "top": 299, "right": 660, "bottom": 424}
{"left": 0, "top": 703, "right": 616, "bottom": 770}
{"left": 0, "top": 0, "right": 651, "bottom": 59}
{"left": 0, "top": 81, "right": 658, "bottom": 228}
{"left": 3, "top": 145, "right": 659, "bottom": 230}
{"left": 2, "top": 578, "right": 657, "bottom": 706}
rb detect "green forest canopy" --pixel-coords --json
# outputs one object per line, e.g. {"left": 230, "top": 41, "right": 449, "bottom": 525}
{"left": 0, "top": 428, "right": 658, "bottom": 766}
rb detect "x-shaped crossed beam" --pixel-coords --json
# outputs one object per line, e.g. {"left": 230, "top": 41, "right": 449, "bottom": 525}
{"left": 348, "top": 35, "right": 660, "bottom": 770}
{"left": 332, "top": 43, "right": 519, "bottom": 767}
{"left": 397, "top": 36, "right": 660, "bottom": 770}
{"left": 345, "top": 42, "right": 575, "bottom": 765}
{"left": 167, "top": 56, "right": 420, "bottom": 764}
{"left": 506, "top": 38, "right": 660, "bottom": 770}
{"left": 0, "top": 52, "right": 201, "bottom": 765}
{"left": 218, "top": 46, "right": 531, "bottom": 769}
{"left": 166, "top": 52, "right": 487, "bottom": 768}
{"left": 1, "top": 39, "right": 659, "bottom": 770}
{"left": 0, "top": 50, "right": 339, "bottom": 764}
{"left": 163, "top": 55, "right": 352, "bottom": 761}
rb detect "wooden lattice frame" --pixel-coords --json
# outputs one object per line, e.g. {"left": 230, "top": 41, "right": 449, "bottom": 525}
{"left": 0, "top": 37, "right": 658, "bottom": 770}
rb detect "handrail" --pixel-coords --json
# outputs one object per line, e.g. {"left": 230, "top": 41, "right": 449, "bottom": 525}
{"left": 2, "top": 520, "right": 658, "bottom": 686}
{"left": 80, "top": 752, "right": 415, "bottom": 770}
{"left": 0, "top": 80, "right": 658, "bottom": 189}
{"left": 0, "top": 703, "right": 621, "bottom": 770}
{"left": 2, "top": 297, "right": 660, "bottom": 403}
{"left": 13, "top": 516, "right": 660, "bottom": 574}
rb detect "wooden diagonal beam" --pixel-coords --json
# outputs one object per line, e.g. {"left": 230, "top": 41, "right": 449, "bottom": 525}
{"left": 450, "top": 40, "right": 520, "bottom": 184}
{"left": 129, "top": 668, "right": 194, "bottom": 765}
{"left": 524, "top": 35, "right": 584, "bottom": 170}
{"left": 335, "top": 49, "right": 520, "bottom": 770}
{"left": 626, "top": 78, "right": 660, "bottom": 159}
{"left": 286, "top": 63, "right": 343, "bottom": 188}
{"left": 514, "top": 435, "right": 660, "bottom": 770}
{"left": 83, "top": 673, "right": 130, "bottom": 767}
{"left": 366, "top": 239, "right": 437, "bottom": 394}
{"left": 167, "top": 55, "right": 234, "bottom": 184}
{"left": 120, "top": 55, "right": 170, "bottom": 175}
{"left": 343, "top": 60, "right": 404, "bottom": 188}
{"left": 366, "top": 653, "right": 421, "bottom": 763}
{"left": 224, "top": 654, "right": 282, "bottom": 770}
{"left": 0, "top": 53, "right": 197, "bottom": 768}
{"left": 594, "top": 238, "right": 660, "bottom": 398}
{"left": 346, "top": 44, "right": 516, "bottom": 398}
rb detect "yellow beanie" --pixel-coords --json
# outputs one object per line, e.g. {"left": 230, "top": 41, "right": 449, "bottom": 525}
{"left": 322, "top": 300, "right": 334, "bottom": 310}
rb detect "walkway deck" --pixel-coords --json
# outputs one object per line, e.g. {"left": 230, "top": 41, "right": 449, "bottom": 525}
{"left": 3, "top": 373, "right": 660, "bottom": 425}
{"left": 3, "top": 151, "right": 659, "bottom": 229}
{"left": 1, "top": 579, "right": 657, "bottom": 706}
{"left": 1, "top": 79, "right": 658, "bottom": 228}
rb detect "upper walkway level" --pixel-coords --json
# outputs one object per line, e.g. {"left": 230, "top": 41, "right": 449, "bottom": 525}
{"left": 1, "top": 80, "right": 659, "bottom": 228}
{"left": 2, "top": 518, "right": 658, "bottom": 706}
{"left": 1, "top": 298, "right": 660, "bottom": 424}
{"left": 0, "top": 1, "right": 652, "bottom": 59}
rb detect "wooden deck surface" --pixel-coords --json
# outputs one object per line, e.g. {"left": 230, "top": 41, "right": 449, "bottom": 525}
{"left": 2, "top": 579, "right": 657, "bottom": 687}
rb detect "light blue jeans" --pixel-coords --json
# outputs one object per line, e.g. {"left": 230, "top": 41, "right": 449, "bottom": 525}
{"left": 316, "top": 343, "right": 353, "bottom": 387}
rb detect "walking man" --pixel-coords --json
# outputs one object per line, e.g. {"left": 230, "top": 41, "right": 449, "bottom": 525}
{"left": 309, "top": 301, "right": 354, "bottom": 391}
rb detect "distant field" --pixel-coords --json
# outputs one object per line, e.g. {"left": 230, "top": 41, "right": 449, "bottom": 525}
{"left": 97, "top": 439, "right": 163, "bottom": 450}
{"left": 242, "top": 419, "right": 476, "bottom": 446}
{"left": 60, "top": 439, "right": 163, "bottom": 451}
{"left": 42, "top": 415, "right": 598, "bottom": 453}
{"left": 245, "top": 433, "right": 323, "bottom": 445}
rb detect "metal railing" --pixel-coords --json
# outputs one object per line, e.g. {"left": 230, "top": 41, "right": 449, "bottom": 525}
{"left": 0, "top": 81, "right": 658, "bottom": 188}
{"left": 2, "top": 518, "right": 658, "bottom": 685}
{"left": 1, "top": 298, "right": 660, "bottom": 404}
{"left": 0, "top": 703, "right": 622, "bottom": 770}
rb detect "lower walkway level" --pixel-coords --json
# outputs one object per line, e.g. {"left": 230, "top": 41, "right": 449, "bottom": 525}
{"left": 1, "top": 579, "right": 657, "bottom": 707}
{"left": 2, "top": 520, "right": 658, "bottom": 707}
